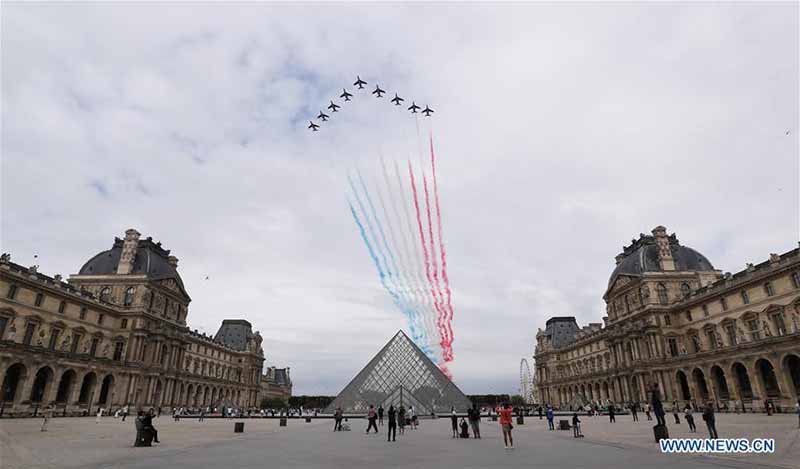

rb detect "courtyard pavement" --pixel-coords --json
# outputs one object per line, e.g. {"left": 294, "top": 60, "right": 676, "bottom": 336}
{"left": 0, "top": 413, "right": 797, "bottom": 469}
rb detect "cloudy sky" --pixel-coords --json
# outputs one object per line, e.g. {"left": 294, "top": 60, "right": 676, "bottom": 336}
{"left": 2, "top": 3, "right": 798, "bottom": 395}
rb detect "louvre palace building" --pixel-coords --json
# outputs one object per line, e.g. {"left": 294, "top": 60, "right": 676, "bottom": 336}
{"left": 0, "top": 229, "right": 277, "bottom": 416}
{"left": 534, "top": 225, "right": 800, "bottom": 411}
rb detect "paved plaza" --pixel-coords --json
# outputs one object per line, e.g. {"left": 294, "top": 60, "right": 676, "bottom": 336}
{"left": 1, "top": 413, "right": 798, "bottom": 469}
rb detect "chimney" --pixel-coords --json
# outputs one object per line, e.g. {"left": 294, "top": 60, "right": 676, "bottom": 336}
{"left": 116, "top": 229, "right": 140, "bottom": 275}
{"left": 652, "top": 225, "right": 675, "bottom": 271}
{"left": 167, "top": 256, "right": 179, "bottom": 268}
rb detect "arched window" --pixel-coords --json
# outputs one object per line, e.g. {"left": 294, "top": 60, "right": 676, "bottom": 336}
{"left": 657, "top": 283, "right": 668, "bottom": 305}
{"left": 99, "top": 287, "right": 111, "bottom": 303}
{"left": 680, "top": 283, "right": 691, "bottom": 298}
{"left": 123, "top": 287, "right": 135, "bottom": 306}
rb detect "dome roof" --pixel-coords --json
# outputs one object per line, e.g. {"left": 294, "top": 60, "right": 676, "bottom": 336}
{"left": 608, "top": 232, "right": 715, "bottom": 288}
{"left": 78, "top": 236, "right": 187, "bottom": 295}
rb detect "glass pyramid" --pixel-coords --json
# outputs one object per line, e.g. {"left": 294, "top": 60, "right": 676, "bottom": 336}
{"left": 325, "top": 330, "right": 472, "bottom": 414}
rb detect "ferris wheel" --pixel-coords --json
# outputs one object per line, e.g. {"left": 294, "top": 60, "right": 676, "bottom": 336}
{"left": 520, "top": 359, "right": 534, "bottom": 404}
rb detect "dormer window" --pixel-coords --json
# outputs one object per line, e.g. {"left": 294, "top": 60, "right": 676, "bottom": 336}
{"left": 124, "top": 287, "right": 135, "bottom": 306}
{"left": 680, "top": 283, "right": 691, "bottom": 298}
{"left": 99, "top": 287, "right": 111, "bottom": 303}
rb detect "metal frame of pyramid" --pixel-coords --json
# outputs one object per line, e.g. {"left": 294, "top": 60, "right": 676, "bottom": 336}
{"left": 325, "top": 330, "right": 472, "bottom": 414}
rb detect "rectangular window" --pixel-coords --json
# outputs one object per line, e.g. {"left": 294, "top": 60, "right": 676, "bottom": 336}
{"left": 690, "top": 335, "right": 701, "bottom": 353}
{"left": 0, "top": 316, "right": 7, "bottom": 340}
{"left": 71, "top": 334, "right": 82, "bottom": 354}
{"left": 771, "top": 314, "right": 787, "bottom": 336}
{"left": 97, "top": 314, "right": 104, "bottom": 326}
{"left": 79, "top": 307, "right": 87, "bottom": 320}
{"left": 792, "top": 272, "right": 800, "bottom": 289}
{"left": 702, "top": 304, "right": 709, "bottom": 317}
{"left": 34, "top": 292, "right": 44, "bottom": 307}
{"left": 748, "top": 319, "right": 761, "bottom": 340}
{"left": 6, "top": 284, "right": 17, "bottom": 299}
{"left": 685, "top": 311, "right": 692, "bottom": 322}
{"left": 668, "top": 338, "right": 679, "bottom": 357}
{"left": 725, "top": 324, "right": 737, "bottom": 346}
{"left": 58, "top": 301, "right": 66, "bottom": 314}
{"left": 113, "top": 342, "right": 124, "bottom": 361}
{"left": 121, "top": 318, "right": 128, "bottom": 329}
{"left": 706, "top": 330, "right": 717, "bottom": 350}
{"left": 720, "top": 297, "right": 728, "bottom": 311}
{"left": 664, "top": 314, "right": 672, "bottom": 326}
{"left": 741, "top": 290, "right": 750, "bottom": 305}
{"left": 764, "top": 283, "right": 775, "bottom": 297}
{"left": 89, "top": 338, "right": 99, "bottom": 357}
{"left": 23, "top": 322, "right": 36, "bottom": 345}
{"left": 48, "top": 329, "right": 61, "bottom": 350}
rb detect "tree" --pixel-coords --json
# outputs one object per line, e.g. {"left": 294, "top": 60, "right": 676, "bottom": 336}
{"left": 260, "top": 397, "right": 286, "bottom": 409}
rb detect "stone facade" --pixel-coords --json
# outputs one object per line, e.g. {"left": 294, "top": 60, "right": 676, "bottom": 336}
{"left": 259, "top": 366, "right": 292, "bottom": 401}
{"left": 534, "top": 226, "right": 800, "bottom": 412}
{"left": 0, "top": 230, "right": 266, "bottom": 416}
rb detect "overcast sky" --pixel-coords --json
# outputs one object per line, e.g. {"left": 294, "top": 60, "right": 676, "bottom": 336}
{"left": 2, "top": 3, "right": 798, "bottom": 395}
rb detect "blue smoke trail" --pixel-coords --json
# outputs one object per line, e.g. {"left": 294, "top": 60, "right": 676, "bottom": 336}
{"left": 356, "top": 170, "right": 428, "bottom": 349}
{"left": 348, "top": 175, "right": 421, "bottom": 342}
{"left": 348, "top": 198, "right": 419, "bottom": 340}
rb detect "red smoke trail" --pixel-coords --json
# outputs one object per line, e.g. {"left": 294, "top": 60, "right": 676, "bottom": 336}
{"left": 408, "top": 162, "right": 448, "bottom": 353}
{"left": 429, "top": 135, "right": 455, "bottom": 362}
{"left": 421, "top": 171, "right": 449, "bottom": 360}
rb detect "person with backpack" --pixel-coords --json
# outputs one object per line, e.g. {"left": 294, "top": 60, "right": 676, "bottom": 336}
{"left": 546, "top": 406, "right": 555, "bottom": 430}
{"left": 366, "top": 405, "right": 378, "bottom": 434}
{"left": 572, "top": 412, "right": 582, "bottom": 438}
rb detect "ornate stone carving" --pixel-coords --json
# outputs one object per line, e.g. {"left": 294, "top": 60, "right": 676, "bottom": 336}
{"left": 0, "top": 253, "right": 10, "bottom": 263}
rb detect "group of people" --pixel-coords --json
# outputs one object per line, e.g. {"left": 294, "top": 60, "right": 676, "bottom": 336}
{"left": 449, "top": 404, "right": 482, "bottom": 440}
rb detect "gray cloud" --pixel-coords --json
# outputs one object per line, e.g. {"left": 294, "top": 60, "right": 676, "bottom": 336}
{"left": 2, "top": 3, "right": 797, "bottom": 395}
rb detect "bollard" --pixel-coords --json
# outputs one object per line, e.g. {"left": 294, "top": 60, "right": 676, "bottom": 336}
{"left": 516, "top": 415, "right": 524, "bottom": 425}
{"left": 305, "top": 417, "right": 311, "bottom": 423}
{"left": 279, "top": 417, "right": 287, "bottom": 427}
{"left": 234, "top": 422, "right": 245, "bottom": 433}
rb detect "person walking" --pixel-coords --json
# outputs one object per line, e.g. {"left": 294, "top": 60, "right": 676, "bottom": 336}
{"left": 199, "top": 409, "right": 205, "bottom": 422}
{"left": 546, "top": 406, "right": 555, "bottom": 430}
{"left": 672, "top": 401, "right": 681, "bottom": 424}
{"left": 497, "top": 402, "right": 514, "bottom": 449}
{"left": 608, "top": 405, "right": 616, "bottom": 423}
{"left": 41, "top": 404, "right": 54, "bottom": 432}
{"left": 387, "top": 405, "right": 397, "bottom": 442}
{"left": 538, "top": 405, "right": 543, "bottom": 420}
{"left": 450, "top": 407, "right": 458, "bottom": 438}
{"left": 469, "top": 403, "right": 481, "bottom": 439}
{"left": 410, "top": 406, "right": 418, "bottom": 429}
{"left": 684, "top": 405, "right": 696, "bottom": 433}
{"left": 366, "top": 405, "right": 379, "bottom": 434}
{"left": 702, "top": 402, "right": 718, "bottom": 439}
{"left": 645, "top": 403, "right": 652, "bottom": 421}
{"left": 122, "top": 404, "right": 129, "bottom": 422}
{"left": 631, "top": 402, "right": 639, "bottom": 422}
{"left": 650, "top": 383, "right": 666, "bottom": 427}
{"left": 95, "top": 407, "right": 104, "bottom": 424}
{"left": 572, "top": 412, "right": 582, "bottom": 438}
{"left": 378, "top": 405, "right": 384, "bottom": 426}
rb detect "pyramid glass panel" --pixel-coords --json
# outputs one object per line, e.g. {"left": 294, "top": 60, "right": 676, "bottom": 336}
{"left": 325, "top": 330, "right": 472, "bottom": 414}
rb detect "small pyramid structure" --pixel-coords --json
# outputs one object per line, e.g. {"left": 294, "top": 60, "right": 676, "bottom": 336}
{"left": 325, "top": 330, "right": 472, "bottom": 414}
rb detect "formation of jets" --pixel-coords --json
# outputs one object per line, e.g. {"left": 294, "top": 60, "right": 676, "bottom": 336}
{"left": 308, "top": 76, "right": 434, "bottom": 131}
